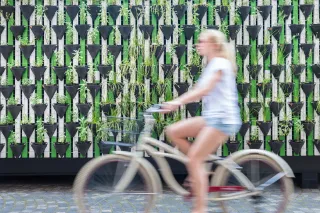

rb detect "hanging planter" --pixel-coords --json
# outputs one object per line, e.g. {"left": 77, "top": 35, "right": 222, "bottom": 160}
{"left": 31, "top": 142, "right": 47, "bottom": 158}
{"left": 215, "top": 6, "right": 229, "bottom": 20}
{"left": 42, "top": 44, "right": 57, "bottom": 59}
{"left": 65, "top": 5, "right": 80, "bottom": 22}
{"left": 299, "top": 4, "right": 314, "bottom": 18}
{"left": 257, "top": 5, "right": 272, "bottom": 20}
{"left": 258, "top": 44, "right": 272, "bottom": 57}
{"left": 107, "top": 45, "right": 122, "bottom": 60}
{"left": 53, "top": 66, "right": 68, "bottom": 81}
{"left": 206, "top": 25, "right": 219, "bottom": 30}
{"left": 118, "top": 25, "right": 132, "bottom": 40}
{"left": 98, "top": 64, "right": 112, "bottom": 78}
{"left": 228, "top": 25, "right": 240, "bottom": 40}
{"left": 280, "top": 82, "right": 294, "bottom": 97}
{"left": 187, "top": 65, "right": 201, "bottom": 77}
{"left": 288, "top": 101, "right": 304, "bottom": 115}
{"left": 279, "top": 5, "right": 293, "bottom": 19}
{"left": 301, "top": 82, "right": 315, "bottom": 97}
{"left": 300, "top": 43, "right": 314, "bottom": 58}
{"left": 174, "top": 45, "right": 187, "bottom": 59}
{"left": 44, "top": 5, "right": 58, "bottom": 21}
{"left": 65, "top": 122, "right": 80, "bottom": 138}
{"left": 291, "top": 64, "right": 306, "bottom": 77}
{"left": 0, "top": 124, "right": 14, "bottom": 140}
{"left": 52, "top": 25, "right": 66, "bottom": 40}
{"left": 107, "top": 4, "right": 121, "bottom": 21}
{"left": 131, "top": 5, "right": 144, "bottom": 20}
{"left": 246, "top": 25, "right": 261, "bottom": 40}
{"left": 0, "top": 66, "right": 4, "bottom": 76}
{"left": 0, "top": 5, "right": 14, "bottom": 21}
{"left": 31, "top": 66, "right": 47, "bottom": 81}
{"left": 160, "top": 25, "right": 175, "bottom": 40}
{"left": 302, "top": 120, "right": 314, "bottom": 136}
{"left": 0, "top": 45, "right": 14, "bottom": 60}
{"left": 21, "top": 84, "right": 35, "bottom": 99}
{"left": 268, "top": 26, "right": 282, "bottom": 41}
{"left": 76, "top": 141, "right": 92, "bottom": 157}
{"left": 247, "top": 102, "right": 262, "bottom": 117}
{"left": 87, "top": 5, "right": 100, "bottom": 21}
{"left": 10, "top": 25, "right": 25, "bottom": 39}
{"left": 20, "top": 45, "right": 35, "bottom": 60}
{"left": 269, "top": 101, "right": 284, "bottom": 117}
{"left": 236, "top": 45, "right": 251, "bottom": 59}
{"left": 226, "top": 141, "right": 240, "bottom": 153}
{"left": 289, "top": 140, "right": 305, "bottom": 155}
{"left": 279, "top": 43, "right": 293, "bottom": 56}
{"left": 54, "top": 142, "right": 70, "bottom": 158}
{"left": 151, "top": 5, "right": 164, "bottom": 21}
{"left": 237, "top": 83, "right": 250, "bottom": 97}
{"left": 0, "top": 143, "right": 3, "bottom": 153}
{"left": 257, "top": 121, "right": 272, "bottom": 136}
{"left": 257, "top": 82, "right": 272, "bottom": 97}
{"left": 151, "top": 44, "right": 165, "bottom": 60}
{"left": 87, "top": 44, "right": 101, "bottom": 59}
{"left": 44, "top": 123, "right": 57, "bottom": 138}
{"left": 75, "top": 66, "right": 89, "bottom": 80}
{"left": 21, "top": 123, "right": 35, "bottom": 139}
{"left": 174, "top": 82, "right": 189, "bottom": 96}
{"left": 173, "top": 4, "right": 187, "bottom": 20}
{"left": 108, "top": 82, "right": 123, "bottom": 98}
{"left": 314, "top": 140, "right": 320, "bottom": 153}
{"left": 238, "top": 6, "right": 250, "bottom": 21}
{"left": 64, "top": 44, "right": 80, "bottom": 58}
{"left": 238, "top": 122, "right": 250, "bottom": 137}
{"left": 139, "top": 25, "right": 154, "bottom": 39}
{"left": 0, "top": 85, "right": 14, "bottom": 99}
{"left": 247, "top": 65, "right": 261, "bottom": 79}
{"left": 10, "top": 143, "right": 25, "bottom": 158}
{"left": 77, "top": 103, "right": 91, "bottom": 117}
{"left": 195, "top": 4, "right": 207, "bottom": 20}
{"left": 7, "top": 104, "right": 22, "bottom": 120}
{"left": 43, "top": 84, "right": 57, "bottom": 100}
{"left": 53, "top": 103, "right": 69, "bottom": 118}
{"left": 101, "top": 103, "right": 116, "bottom": 115}
{"left": 270, "top": 65, "right": 284, "bottom": 79}
{"left": 182, "top": 25, "right": 196, "bottom": 40}
{"left": 268, "top": 140, "right": 284, "bottom": 154}
{"left": 87, "top": 83, "right": 101, "bottom": 98}
{"left": 247, "top": 140, "right": 263, "bottom": 149}
{"left": 75, "top": 24, "right": 91, "bottom": 40}
{"left": 32, "top": 103, "right": 47, "bottom": 117}
{"left": 186, "top": 102, "right": 200, "bottom": 117}
{"left": 65, "top": 84, "right": 79, "bottom": 99}
{"left": 20, "top": 5, "right": 34, "bottom": 21}
{"left": 310, "top": 24, "right": 320, "bottom": 39}
{"left": 98, "top": 141, "right": 114, "bottom": 154}
{"left": 11, "top": 66, "right": 26, "bottom": 81}
{"left": 311, "top": 64, "right": 320, "bottom": 78}
{"left": 289, "top": 24, "right": 304, "bottom": 37}
{"left": 312, "top": 101, "right": 320, "bottom": 115}
{"left": 98, "top": 25, "right": 113, "bottom": 40}
{"left": 30, "top": 25, "right": 44, "bottom": 39}
{"left": 161, "top": 64, "right": 177, "bottom": 79}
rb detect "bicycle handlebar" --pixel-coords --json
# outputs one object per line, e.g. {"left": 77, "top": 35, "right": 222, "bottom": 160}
{"left": 145, "top": 104, "right": 170, "bottom": 114}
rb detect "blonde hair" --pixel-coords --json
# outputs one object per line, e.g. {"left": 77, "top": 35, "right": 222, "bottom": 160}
{"left": 199, "top": 29, "right": 237, "bottom": 74}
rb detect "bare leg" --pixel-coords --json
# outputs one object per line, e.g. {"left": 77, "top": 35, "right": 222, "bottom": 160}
{"left": 187, "top": 127, "right": 228, "bottom": 213}
{"left": 165, "top": 116, "right": 206, "bottom": 155}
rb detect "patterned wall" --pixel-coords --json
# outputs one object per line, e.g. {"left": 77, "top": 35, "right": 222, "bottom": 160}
{"left": 0, "top": 0, "right": 319, "bottom": 159}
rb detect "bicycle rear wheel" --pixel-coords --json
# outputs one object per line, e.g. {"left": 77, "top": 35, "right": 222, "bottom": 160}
{"left": 73, "top": 155, "right": 157, "bottom": 213}
{"left": 210, "top": 154, "right": 294, "bottom": 213}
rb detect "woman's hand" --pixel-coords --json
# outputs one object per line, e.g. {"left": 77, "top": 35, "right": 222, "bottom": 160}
{"left": 161, "top": 101, "right": 181, "bottom": 113}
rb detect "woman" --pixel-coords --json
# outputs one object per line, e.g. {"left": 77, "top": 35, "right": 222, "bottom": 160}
{"left": 162, "top": 29, "right": 242, "bottom": 213}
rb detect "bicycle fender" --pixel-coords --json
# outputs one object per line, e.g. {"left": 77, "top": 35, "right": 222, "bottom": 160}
{"left": 226, "top": 150, "right": 295, "bottom": 178}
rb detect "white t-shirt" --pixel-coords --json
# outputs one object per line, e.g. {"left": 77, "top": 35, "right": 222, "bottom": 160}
{"left": 198, "top": 57, "right": 241, "bottom": 124}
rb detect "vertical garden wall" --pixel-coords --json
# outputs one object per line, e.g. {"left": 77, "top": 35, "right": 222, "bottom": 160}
{"left": 0, "top": 0, "right": 319, "bottom": 159}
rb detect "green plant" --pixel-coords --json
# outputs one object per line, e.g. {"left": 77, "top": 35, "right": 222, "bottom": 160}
{"left": 56, "top": 94, "right": 67, "bottom": 104}
{"left": 250, "top": 126, "right": 259, "bottom": 141}
{"left": 79, "top": 80, "right": 89, "bottom": 104}
{"left": 19, "top": 36, "right": 30, "bottom": 46}
{"left": 8, "top": 131, "right": 19, "bottom": 144}
{"left": 120, "top": 5, "right": 129, "bottom": 18}
{"left": 21, "top": 115, "right": 32, "bottom": 125}
{"left": 55, "top": 50, "right": 64, "bottom": 67}
{"left": 119, "top": 59, "right": 132, "bottom": 78}
{"left": 234, "top": 9, "right": 242, "bottom": 25}
{"left": 44, "top": 26, "right": 51, "bottom": 44}
{"left": 31, "top": 96, "right": 43, "bottom": 105}
{"left": 57, "top": 9, "right": 65, "bottom": 25}
{"left": 293, "top": 94, "right": 300, "bottom": 103}
{"left": 35, "top": 4, "right": 44, "bottom": 25}
{"left": 222, "top": 0, "right": 230, "bottom": 6}
{"left": 7, "top": 96, "right": 19, "bottom": 105}
{"left": 58, "top": 135, "right": 67, "bottom": 143}
{"left": 277, "top": 44, "right": 286, "bottom": 65}
{"left": 48, "top": 115, "right": 55, "bottom": 124}
{"left": 236, "top": 71, "right": 245, "bottom": 83}
{"left": 120, "top": 94, "right": 134, "bottom": 117}
{"left": 66, "top": 65, "right": 77, "bottom": 84}
{"left": 88, "top": 25, "right": 99, "bottom": 44}
{"left": 36, "top": 118, "right": 46, "bottom": 143}
{"left": 72, "top": 108, "right": 78, "bottom": 122}
{"left": 35, "top": 55, "right": 44, "bottom": 67}
{"left": 262, "top": 100, "right": 269, "bottom": 122}
{"left": 100, "top": 3, "right": 108, "bottom": 25}
{"left": 103, "top": 52, "right": 114, "bottom": 65}
{"left": 305, "top": 0, "right": 314, "bottom": 4}
{"left": 22, "top": 79, "right": 32, "bottom": 85}
{"left": 79, "top": 1, "right": 87, "bottom": 23}
{"left": 220, "top": 20, "right": 229, "bottom": 36}
{"left": 263, "top": 0, "right": 271, "bottom": 5}
{"left": 278, "top": 115, "right": 292, "bottom": 137}
{"left": 293, "top": 118, "right": 304, "bottom": 135}
{"left": 129, "top": 82, "right": 145, "bottom": 96}
{"left": 240, "top": 107, "right": 249, "bottom": 123}
{"left": 66, "top": 22, "right": 74, "bottom": 43}
{"left": 44, "top": 73, "right": 55, "bottom": 85}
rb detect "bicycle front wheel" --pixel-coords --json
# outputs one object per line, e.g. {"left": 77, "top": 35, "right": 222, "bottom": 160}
{"left": 73, "top": 154, "right": 157, "bottom": 213}
{"left": 210, "top": 154, "right": 294, "bottom": 213}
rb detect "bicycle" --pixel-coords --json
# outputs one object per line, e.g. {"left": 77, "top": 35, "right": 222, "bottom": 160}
{"left": 73, "top": 105, "right": 294, "bottom": 213}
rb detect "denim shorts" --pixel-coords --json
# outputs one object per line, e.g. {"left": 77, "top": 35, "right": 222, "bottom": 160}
{"left": 204, "top": 116, "right": 242, "bottom": 136}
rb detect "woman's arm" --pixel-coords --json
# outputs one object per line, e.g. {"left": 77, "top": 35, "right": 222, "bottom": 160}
{"left": 172, "top": 70, "right": 223, "bottom": 105}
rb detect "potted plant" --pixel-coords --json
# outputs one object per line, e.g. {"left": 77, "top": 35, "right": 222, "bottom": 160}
{"left": 0, "top": 116, "right": 14, "bottom": 140}
{"left": 30, "top": 5, "right": 44, "bottom": 40}
{"left": 238, "top": 107, "right": 250, "bottom": 137}
{"left": 98, "top": 3, "right": 113, "bottom": 40}
{"left": 53, "top": 50, "right": 68, "bottom": 81}
{"left": 257, "top": 78, "right": 272, "bottom": 97}
{"left": 237, "top": 2, "right": 251, "bottom": 22}
{"left": 280, "top": 74, "right": 294, "bottom": 98}
{"left": 75, "top": 2, "right": 90, "bottom": 40}
{"left": 22, "top": 116, "right": 35, "bottom": 140}
{"left": 44, "top": 0, "right": 58, "bottom": 22}
{"left": 65, "top": 109, "right": 80, "bottom": 138}
{"left": 301, "top": 81, "right": 315, "bottom": 97}
{"left": 247, "top": 127, "right": 262, "bottom": 149}
{"left": 54, "top": 94, "right": 69, "bottom": 118}
{"left": 43, "top": 75, "right": 57, "bottom": 100}
{"left": 302, "top": 116, "right": 315, "bottom": 136}
{"left": 64, "top": 22, "right": 80, "bottom": 58}
{"left": 236, "top": 44, "right": 251, "bottom": 59}
{"left": 21, "top": 79, "right": 35, "bottom": 99}
{"left": 44, "top": 115, "right": 57, "bottom": 138}
{"left": 7, "top": 60, "right": 26, "bottom": 82}
{"left": 42, "top": 26, "right": 56, "bottom": 59}
{"left": 247, "top": 54, "right": 262, "bottom": 80}
{"left": 120, "top": 94, "right": 134, "bottom": 117}
{"left": 119, "top": 58, "right": 132, "bottom": 80}
{"left": 150, "top": 0, "right": 165, "bottom": 21}
{"left": 228, "top": 9, "right": 241, "bottom": 40}
{"left": 278, "top": 0, "right": 293, "bottom": 20}
{"left": 98, "top": 53, "right": 113, "bottom": 78}
{"left": 52, "top": 8, "right": 66, "bottom": 40}
{"left": 31, "top": 54, "right": 47, "bottom": 81}
{"left": 19, "top": 36, "right": 35, "bottom": 60}
{"left": 54, "top": 135, "right": 70, "bottom": 158}
{"left": 9, "top": 131, "right": 25, "bottom": 158}
{"left": 76, "top": 117, "right": 91, "bottom": 157}
{"left": 65, "top": 64, "right": 79, "bottom": 99}
{"left": 257, "top": 101, "right": 272, "bottom": 136}
{"left": 129, "top": 82, "right": 145, "bottom": 97}
{"left": 31, "top": 96, "right": 47, "bottom": 117}
{"left": 299, "top": 0, "right": 314, "bottom": 19}
{"left": 289, "top": 119, "right": 305, "bottom": 155}
{"left": 87, "top": 26, "right": 100, "bottom": 59}
{"left": 288, "top": 94, "right": 304, "bottom": 116}
{"left": 314, "top": 122, "right": 320, "bottom": 153}
{"left": 247, "top": 100, "right": 262, "bottom": 118}
{"left": 107, "top": 0, "right": 121, "bottom": 21}
{"left": 107, "top": 80, "right": 123, "bottom": 99}
{"left": 31, "top": 118, "right": 48, "bottom": 158}
{"left": 130, "top": 0, "right": 144, "bottom": 20}
{"left": 236, "top": 72, "right": 250, "bottom": 97}
{"left": 87, "top": 62, "right": 101, "bottom": 99}
{"left": 7, "top": 96, "right": 22, "bottom": 120}
{"left": 65, "top": 0, "right": 80, "bottom": 22}
{"left": 76, "top": 80, "right": 91, "bottom": 117}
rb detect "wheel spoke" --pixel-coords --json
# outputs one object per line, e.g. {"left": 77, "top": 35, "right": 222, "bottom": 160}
{"left": 256, "top": 172, "right": 286, "bottom": 190}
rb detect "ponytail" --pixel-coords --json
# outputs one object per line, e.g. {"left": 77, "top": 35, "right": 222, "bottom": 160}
{"left": 221, "top": 42, "right": 237, "bottom": 75}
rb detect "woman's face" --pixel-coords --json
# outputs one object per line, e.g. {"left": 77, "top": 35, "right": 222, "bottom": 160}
{"left": 196, "top": 36, "right": 216, "bottom": 56}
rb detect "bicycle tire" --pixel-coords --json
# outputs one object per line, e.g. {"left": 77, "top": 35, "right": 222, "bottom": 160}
{"left": 210, "top": 154, "right": 294, "bottom": 213}
{"left": 73, "top": 154, "right": 158, "bottom": 213}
